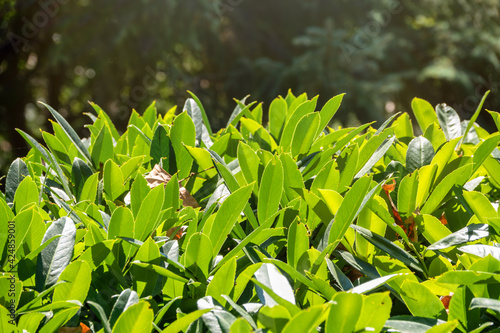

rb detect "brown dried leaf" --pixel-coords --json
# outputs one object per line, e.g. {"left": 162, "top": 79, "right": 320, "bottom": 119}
{"left": 145, "top": 164, "right": 199, "bottom": 208}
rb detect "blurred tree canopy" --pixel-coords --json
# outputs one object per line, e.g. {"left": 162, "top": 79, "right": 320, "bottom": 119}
{"left": 1, "top": 0, "right": 500, "bottom": 175}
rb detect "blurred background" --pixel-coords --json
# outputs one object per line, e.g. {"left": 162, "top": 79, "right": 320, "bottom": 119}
{"left": 1, "top": 0, "right": 500, "bottom": 176}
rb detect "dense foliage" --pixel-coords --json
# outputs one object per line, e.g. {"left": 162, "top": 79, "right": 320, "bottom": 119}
{"left": 2, "top": 0, "right": 500, "bottom": 174}
{"left": 1, "top": 90, "right": 500, "bottom": 332}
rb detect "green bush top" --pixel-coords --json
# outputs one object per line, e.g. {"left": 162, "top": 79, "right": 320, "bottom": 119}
{"left": 1, "top": 90, "right": 500, "bottom": 332}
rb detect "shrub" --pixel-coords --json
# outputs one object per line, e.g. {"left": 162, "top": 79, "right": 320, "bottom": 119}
{"left": 1, "top": 90, "right": 500, "bottom": 332}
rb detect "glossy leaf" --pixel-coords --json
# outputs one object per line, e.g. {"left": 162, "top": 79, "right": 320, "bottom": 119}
{"left": 406, "top": 136, "right": 434, "bottom": 173}
{"left": 109, "top": 289, "right": 139, "bottom": 328}
{"left": 40, "top": 101, "right": 94, "bottom": 168}
{"left": 427, "top": 224, "right": 492, "bottom": 251}
{"left": 36, "top": 216, "right": 76, "bottom": 292}
{"left": 5, "top": 157, "right": 29, "bottom": 204}
{"left": 351, "top": 225, "right": 423, "bottom": 273}
{"left": 436, "top": 103, "right": 461, "bottom": 141}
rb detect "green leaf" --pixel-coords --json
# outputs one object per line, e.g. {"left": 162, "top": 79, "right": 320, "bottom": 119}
{"left": 436, "top": 103, "right": 461, "bottom": 141}
{"left": 328, "top": 176, "right": 374, "bottom": 246}
{"left": 414, "top": 214, "right": 451, "bottom": 246}
{"left": 16, "top": 129, "right": 72, "bottom": 197}
{"left": 17, "top": 312, "right": 45, "bottom": 333}
{"left": 208, "top": 149, "right": 259, "bottom": 229}
{"left": 316, "top": 93, "right": 344, "bottom": 137}
{"left": 311, "top": 159, "right": 339, "bottom": 195}
{"left": 258, "top": 158, "right": 283, "bottom": 224}
{"left": 280, "top": 97, "right": 318, "bottom": 150}
{"left": 109, "top": 289, "right": 139, "bottom": 328}
{"left": 291, "top": 113, "right": 320, "bottom": 157}
{"left": 355, "top": 293, "right": 392, "bottom": 333}
{"left": 135, "top": 185, "right": 165, "bottom": 242}
{"left": 351, "top": 224, "right": 423, "bottom": 273}
{"left": 206, "top": 257, "right": 237, "bottom": 305}
{"left": 471, "top": 134, "right": 500, "bottom": 174}
{"left": 222, "top": 295, "right": 258, "bottom": 329}
{"left": 185, "top": 97, "right": 213, "bottom": 148}
{"left": 337, "top": 144, "right": 359, "bottom": 193}
{"left": 14, "top": 208, "right": 43, "bottom": 259}
{"left": 397, "top": 172, "right": 419, "bottom": 218}
{"left": 427, "top": 224, "right": 492, "bottom": 251}
{"left": 208, "top": 184, "right": 253, "bottom": 257}
{"left": 14, "top": 176, "right": 38, "bottom": 213}
{"left": 53, "top": 260, "right": 92, "bottom": 303}
{"left": 109, "top": 207, "right": 135, "bottom": 241}
{"left": 6, "top": 158, "right": 29, "bottom": 204}
{"left": 459, "top": 244, "right": 500, "bottom": 260}
{"left": 0, "top": 305, "right": 17, "bottom": 332}
{"left": 103, "top": 159, "right": 126, "bottom": 201}
{"left": 487, "top": 110, "right": 500, "bottom": 131}
{"left": 421, "top": 164, "right": 472, "bottom": 215}
{"left": 425, "top": 320, "right": 460, "bottom": 333}
{"left": 326, "top": 292, "right": 362, "bottom": 333}
{"left": 88, "top": 300, "right": 112, "bottom": 333}
{"left": 150, "top": 124, "right": 173, "bottom": 167}
{"left": 188, "top": 90, "right": 213, "bottom": 135}
{"left": 281, "top": 153, "right": 305, "bottom": 203}
{"left": 424, "top": 123, "right": 447, "bottom": 151}
{"left": 170, "top": 111, "right": 196, "bottom": 179}
{"left": 400, "top": 280, "right": 445, "bottom": 318}
{"left": 392, "top": 113, "right": 414, "bottom": 143}
{"left": 131, "top": 262, "right": 188, "bottom": 282}
{"left": 269, "top": 97, "right": 288, "bottom": 141}
{"left": 38, "top": 307, "right": 80, "bottom": 333}
{"left": 214, "top": 211, "right": 281, "bottom": 270}
{"left": 91, "top": 124, "right": 114, "bottom": 166}
{"left": 462, "top": 90, "right": 490, "bottom": 148}
{"left": 354, "top": 134, "right": 395, "bottom": 179}
{"left": 282, "top": 304, "right": 329, "bottom": 333}
{"left": 112, "top": 301, "right": 153, "bottom": 333}
{"left": 120, "top": 155, "right": 145, "bottom": 181}
{"left": 184, "top": 232, "right": 213, "bottom": 281}
{"left": 385, "top": 316, "right": 444, "bottom": 333}
{"left": 80, "top": 172, "right": 99, "bottom": 203}
{"left": 470, "top": 297, "right": 500, "bottom": 313}
{"left": 162, "top": 309, "right": 211, "bottom": 333}
{"left": 237, "top": 141, "right": 260, "bottom": 191}
{"left": 257, "top": 305, "right": 291, "bottom": 332}
{"left": 412, "top": 97, "right": 438, "bottom": 132}
{"left": 240, "top": 117, "right": 278, "bottom": 152}
{"left": 254, "top": 263, "right": 297, "bottom": 310}
{"left": 448, "top": 286, "right": 481, "bottom": 332}
{"left": 437, "top": 271, "right": 500, "bottom": 285}
{"left": 142, "top": 101, "right": 157, "bottom": 128}
{"left": 40, "top": 101, "right": 94, "bottom": 169}
{"left": 349, "top": 274, "right": 399, "bottom": 294}
{"left": 287, "top": 220, "right": 309, "bottom": 269}
{"left": 227, "top": 95, "right": 251, "bottom": 126}
{"left": 198, "top": 296, "right": 237, "bottom": 332}
{"left": 415, "top": 164, "right": 438, "bottom": 209}
{"left": 229, "top": 317, "right": 255, "bottom": 332}
{"left": 327, "top": 258, "right": 353, "bottom": 291}
{"left": 406, "top": 136, "right": 435, "bottom": 173}
{"left": 35, "top": 216, "right": 76, "bottom": 292}
{"left": 71, "top": 157, "right": 93, "bottom": 202}
{"left": 462, "top": 191, "right": 497, "bottom": 223}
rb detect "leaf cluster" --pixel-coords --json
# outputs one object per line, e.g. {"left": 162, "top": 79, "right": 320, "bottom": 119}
{"left": 1, "top": 91, "right": 500, "bottom": 332}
